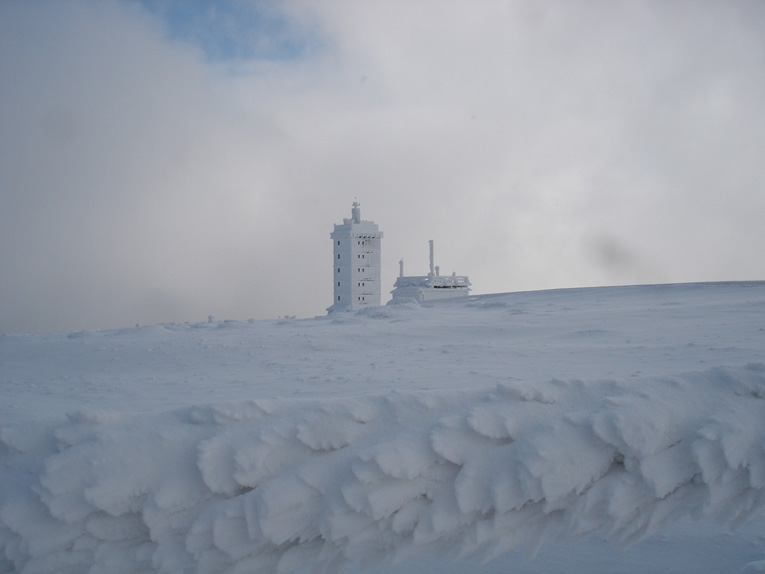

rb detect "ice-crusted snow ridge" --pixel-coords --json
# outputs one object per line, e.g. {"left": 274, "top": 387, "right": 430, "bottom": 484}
{"left": 2, "top": 366, "right": 765, "bottom": 573}
{"left": 1, "top": 282, "right": 765, "bottom": 573}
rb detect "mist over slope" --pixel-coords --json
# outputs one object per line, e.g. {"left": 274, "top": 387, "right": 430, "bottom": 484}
{"left": 1, "top": 282, "right": 765, "bottom": 573}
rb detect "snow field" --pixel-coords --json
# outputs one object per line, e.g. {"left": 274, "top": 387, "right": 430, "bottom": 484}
{"left": 2, "top": 281, "right": 765, "bottom": 573}
{"left": 2, "top": 364, "right": 765, "bottom": 573}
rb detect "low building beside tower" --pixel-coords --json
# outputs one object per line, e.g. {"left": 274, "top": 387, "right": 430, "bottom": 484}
{"left": 390, "top": 240, "right": 471, "bottom": 303}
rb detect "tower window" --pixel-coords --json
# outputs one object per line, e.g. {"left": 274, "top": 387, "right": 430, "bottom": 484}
{"left": 338, "top": 296, "right": 341, "bottom": 301}
{"left": 337, "top": 268, "right": 340, "bottom": 273}
{"left": 338, "top": 254, "right": 340, "bottom": 259}
{"left": 337, "top": 240, "right": 340, "bottom": 245}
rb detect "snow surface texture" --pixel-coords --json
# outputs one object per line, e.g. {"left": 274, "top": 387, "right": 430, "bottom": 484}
{"left": 2, "top": 282, "right": 765, "bottom": 573}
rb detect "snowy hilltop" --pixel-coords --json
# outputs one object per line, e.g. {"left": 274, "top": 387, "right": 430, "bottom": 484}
{"left": 1, "top": 282, "right": 765, "bottom": 573}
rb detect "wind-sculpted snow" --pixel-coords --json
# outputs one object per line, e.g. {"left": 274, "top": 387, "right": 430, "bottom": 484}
{"left": 2, "top": 364, "right": 765, "bottom": 573}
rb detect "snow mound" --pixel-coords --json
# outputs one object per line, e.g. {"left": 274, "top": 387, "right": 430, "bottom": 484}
{"left": 2, "top": 365, "right": 765, "bottom": 573}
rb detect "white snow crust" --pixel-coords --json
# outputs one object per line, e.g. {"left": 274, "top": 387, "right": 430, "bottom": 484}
{"left": 1, "top": 282, "right": 765, "bottom": 573}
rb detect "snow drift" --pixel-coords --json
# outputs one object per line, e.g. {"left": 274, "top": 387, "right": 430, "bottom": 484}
{"left": 2, "top": 364, "right": 765, "bottom": 573}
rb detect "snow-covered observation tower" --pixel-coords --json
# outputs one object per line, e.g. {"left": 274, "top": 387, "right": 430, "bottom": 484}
{"left": 390, "top": 240, "right": 471, "bottom": 303}
{"left": 327, "top": 202, "right": 383, "bottom": 313}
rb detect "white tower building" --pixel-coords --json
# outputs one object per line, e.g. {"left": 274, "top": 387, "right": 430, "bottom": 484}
{"left": 327, "top": 202, "right": 383, "bottom": 313}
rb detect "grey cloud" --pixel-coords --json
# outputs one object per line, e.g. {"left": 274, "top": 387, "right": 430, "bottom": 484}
{"left": 1, "top": 0, "right": 764, "bottom": 333}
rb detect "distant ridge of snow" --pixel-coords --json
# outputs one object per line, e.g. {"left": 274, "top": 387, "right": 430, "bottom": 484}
{"left": 2, "top": 364, "right": 765, "bottom": 573}
{"left": 471, "top": 279, "right": 765, "bottom": 299}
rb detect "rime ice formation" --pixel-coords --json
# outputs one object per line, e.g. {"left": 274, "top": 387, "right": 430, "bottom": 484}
{"left": 328, "top": 202, "right": 383, "bottom": 313}
{"left": 2, "top": 366, "right": 765, "bottom": 573}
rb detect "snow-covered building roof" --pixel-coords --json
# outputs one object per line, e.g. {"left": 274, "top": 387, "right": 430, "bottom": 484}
{"left": 390, "top": 240, "right": 471, "bottom": 304}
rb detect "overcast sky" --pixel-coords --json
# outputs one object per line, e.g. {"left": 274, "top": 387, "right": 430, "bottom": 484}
{"left": 1, "top": 0, "right": 764, "bottom": 334}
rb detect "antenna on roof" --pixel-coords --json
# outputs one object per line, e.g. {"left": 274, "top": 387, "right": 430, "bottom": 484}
{"left": 429, "top": 240, "right": 435, "bottom": 277}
